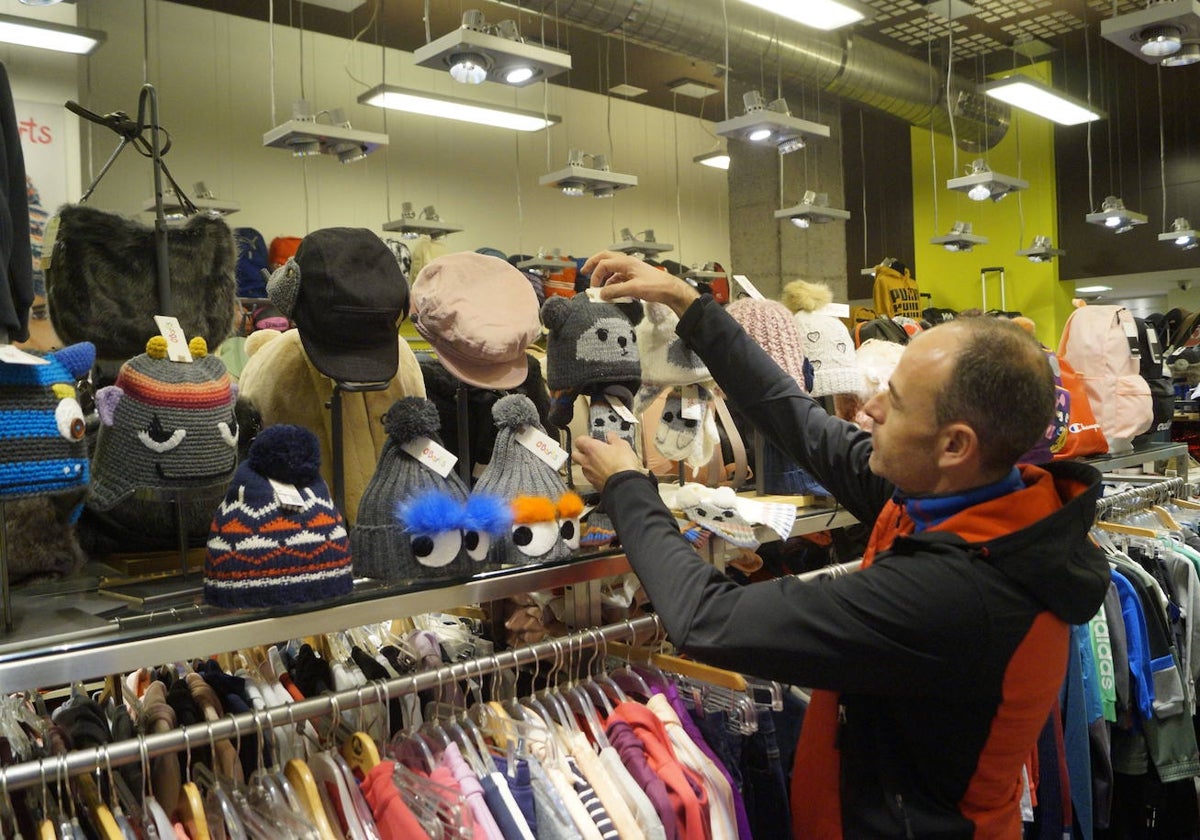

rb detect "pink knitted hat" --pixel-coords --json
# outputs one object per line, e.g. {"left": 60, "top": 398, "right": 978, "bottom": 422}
{"left": 725, "top": 298, "right": 808, "bottom": 389}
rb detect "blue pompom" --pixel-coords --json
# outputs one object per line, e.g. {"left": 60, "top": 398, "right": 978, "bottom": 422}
{"left": 247, "top": 424, "right": 321, "bottom": 485}
{"left": 396, "top": 491, "right": 467, "bottom": 533}
{"left": 463, "top": 493, "right": 512, "bottom": 535}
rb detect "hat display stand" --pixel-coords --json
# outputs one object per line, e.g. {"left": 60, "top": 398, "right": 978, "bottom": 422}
{"left": 129, "top": 482, "right": 230, "bottom": 586}
{"left": 330, "top": 380, "right": 391, "bottom": 513}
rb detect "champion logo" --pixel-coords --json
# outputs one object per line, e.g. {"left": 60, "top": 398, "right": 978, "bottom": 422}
{"left": 1068, "top": 422, "right": 1102, "bottom": 434}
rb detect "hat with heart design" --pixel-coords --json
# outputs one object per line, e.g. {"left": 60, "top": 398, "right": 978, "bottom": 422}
{"left": 781, "top": 280, "right": 862, "bottom": 398}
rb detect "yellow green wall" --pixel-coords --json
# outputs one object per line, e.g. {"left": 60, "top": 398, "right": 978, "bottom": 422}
{"left": 910, "top": 63, "right": 1076, "bottom": 348}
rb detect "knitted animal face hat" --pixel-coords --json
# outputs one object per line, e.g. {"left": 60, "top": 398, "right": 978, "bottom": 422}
{"left": 352, "top": 397, "right": 510, "bottom": 582}
{"left": 635, "top": 301, "right": 710, "bottom": 389}
{"left": 90, "top": 336, "right": 238, "bottom": 511}
{"left": 473, "top": 394, "right": 582, "bottom": 566}
{"left": 0, "top": 341, "right": 95, "bottom": 502}
{"left": 782, "top": 279, "right": 864, "bottom": 398}
{"left": 204, "top": 424, "right": 353, "bottom": 609}
{"left": 725, "top": 298, "right": 808, "bottom": 387}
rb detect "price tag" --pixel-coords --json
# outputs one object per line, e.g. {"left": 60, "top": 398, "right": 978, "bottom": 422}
{"left": 732, "top": 274, "right": 766, "bottom": 300}
{"left": 401, "top": 436, "right": 458, "bottom": 478}
{"left": 603, "top": 394, "right": 639, "bottom": 425}
{"left": 0, "top": 345, "right": 49, "bottom": 365}
{"left": 815, "top": 302, "right": 850, "bottom": 318}
{"left": 735, "top": 498, "right": 798, "bottom": 542}
{"left": 585, "top": 286, "right": 634, "bottom": 304}
{"left": 40, "top": 214, "right": 60, "bottom": 271}
{"left": 154, "top": 315, "right": 193, "bottom": 363}
{"left": 515, "top": 424, "right": 569, "bottom": 470}
{"left": 269, "top": 479, "right": 306, "bottom": 510}
{"left": 680, "top": 385, "right": 703, "bottom": 421}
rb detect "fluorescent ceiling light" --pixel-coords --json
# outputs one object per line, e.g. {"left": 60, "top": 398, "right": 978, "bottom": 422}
{"left": 358, "top": 85, "right": 559, "bottom": 132}
{"left": 930, "top": 221, "right": 988, "bottom": 252}
{"left": 946, "top": 158, "right": 1029, "bottom": 202}
{"left": 609, "top": 83, "right": 648, "bottom": 97}
{"left": 610, "top": 228, "right": 673, "bottom": 256}
{"left": 774, "top": 191, "right": 850, "bottom": 228}
{"left": 979, "top": 76, "right": 1104, "bottom": 126}
{"left": 540, "top": 150, "right": 637, "bottom": 197}
{"left": 414, "top": 10, "right": 571, "bottom": 87}
{"left": 737, "top": 0, "right": 866, "bottom": 30}
{"left": 667, "top": 78, "right": 719, "bottom": 99}
{"left": 1159, "top": 217, "right": 1199, "bottom": 250}
{"left": 693, "top": 150, "right": 730, "bottom": 170}
{"left": 1085, "top": 195, "right": 1148, "bottom": 233}
{"left": 1016, "top": 235, "right": 1065, "bottom": 263}
{"left": 1075, "top": 285, "right": 1112, "bottom": 294}
{"left": 716, "top": 91, "right": 830, "bottom": 153}
{"left": 0, "top": 13, "right": 105, "bottom": 54}
{"left": 382, "top": 202, "right": 462, "bottom": 240}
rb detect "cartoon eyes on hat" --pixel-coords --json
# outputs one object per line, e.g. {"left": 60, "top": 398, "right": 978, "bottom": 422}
{"left": 411, "top": 531, "right": 462, "bottom": 568}
{"left": 218, "top": 413, "right": 239, "bottom": 448}
{"left": 139, "top": 415, "right": 186, "bottom": 453}
{"left": 512, "top": 521, "right": 560, "bottom": 557}
{"left": 55, "top": 399, "right": 86, "bottom": 443}
{"left": 560, "top": 518, "right": 580, "bottom": 550}
{"left": 662, "top": 411, "right": 698, "bottom": 429}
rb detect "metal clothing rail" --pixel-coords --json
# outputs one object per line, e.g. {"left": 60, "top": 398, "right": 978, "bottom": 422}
{"left": 1095, "top": 474, "right": 1188, "bottom": 520}
{"left": 0, "top": 615, "right": 663, "bottom": 793}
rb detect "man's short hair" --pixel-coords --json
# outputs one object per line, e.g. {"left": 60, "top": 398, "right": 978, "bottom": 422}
{"left": 934, "top": 318, "right": 1055, "bottom": 470}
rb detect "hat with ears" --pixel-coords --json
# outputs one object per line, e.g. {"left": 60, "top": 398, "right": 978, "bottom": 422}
{"left": 635, "top": 301, "right": 711, "bottom": 389}
{"left": 266, "top": 227, "right": 408, "bottom": 384}
{"left": 473, "top": 394, "right": 581, "bottom": 565}
{"left": 781, "top": 279, "right": 863, "bottom": 397}
{"left": 542, "top": 293, "right": 643, "bottom": 393}
{"left": 725, "top": 298, "right": 808, "bottom": 388}
{"left": 352, "top": 396, "right": 508, "bottom": 581}
{"left": 204, "top": 424, "right": 354, "bottom": 609}
{"left": 410, "top": 252, "right": 542, "bottom": 390}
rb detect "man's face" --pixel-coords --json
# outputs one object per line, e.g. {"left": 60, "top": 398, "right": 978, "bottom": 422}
{"left": 862, "top": 326, "right": 960, "bottom": 495}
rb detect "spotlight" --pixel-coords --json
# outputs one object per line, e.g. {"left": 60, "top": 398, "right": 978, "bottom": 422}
{"left": 449, "top": 52, "right": 490, "bottom": 84}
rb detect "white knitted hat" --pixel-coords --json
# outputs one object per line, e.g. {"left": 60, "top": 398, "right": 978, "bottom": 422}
{"left": 792, "top": 311, "right": 864, "bottom": 397}
{"left": 636, "top": 302, "right": 711, "bottom": 388}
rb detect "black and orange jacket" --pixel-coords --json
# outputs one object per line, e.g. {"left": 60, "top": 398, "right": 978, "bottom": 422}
{"left": 603, "top": 297, "right": 1111, "bottom": 839}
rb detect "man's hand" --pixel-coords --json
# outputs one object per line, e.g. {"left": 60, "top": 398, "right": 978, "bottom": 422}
{"left": 573, "top": 432, "right": 646, "bottom": 492}
{"left": 582, "top": 250, "right": 700, "bottom": 317}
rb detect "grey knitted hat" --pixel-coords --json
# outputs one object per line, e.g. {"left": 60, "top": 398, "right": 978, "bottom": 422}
{"left": 474, "top": 394, "right": 579, "bottom": 566}
{"left": 351, "top": 397, "right": 473, "bottom": 581}
{"left": 542, "top": 293, "right": 642, "bottom": 393}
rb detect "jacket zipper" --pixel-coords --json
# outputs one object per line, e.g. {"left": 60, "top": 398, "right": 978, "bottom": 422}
{"left": 895, "top": 795, "right": 915, "bottom": 839}
{"left": 835, "top": 702, "right": 847, "bottom": 748}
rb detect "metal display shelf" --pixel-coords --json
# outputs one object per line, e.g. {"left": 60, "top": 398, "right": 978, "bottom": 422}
{"left": 1082, "top": 441, "right": 1189, "bottom": 481}
{"left": 0, "top": 502, "right": 855, "bottom": 692}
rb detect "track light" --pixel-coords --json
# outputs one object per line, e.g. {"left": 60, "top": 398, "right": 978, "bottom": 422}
{"left": 1085, "top": 195, "right": 1148, "bottom": 234}
{"left": 263, "top": 100, "right": 386, "bottom": 161}
{"left": 946, "top": 158, "right": 1029, "bottom": 202}
{"left": 930, "top": 221, "right": 988, "bottom": 252}
{"left": 774, "top": 191, "right": 850, "bottom": 228}
{"left": 1159, "top": 217, "right": 1199, "bottom": 250}
{"left": 715, "top": 91, "right": 830, "bottom": 152}
{"left": 1163, "top": 41, "right": 1200, "bottom": 65}
{"left": 540, "top": 150, "right": 638, "bottom": 198}
{"left": 1016, "top": 235, "right": 1065, "bottom": 263}
{"left": 382, "top": 202, "right": 463, "bottom": 240}
{"left": 609, "top": 228, "right": 673, "bottom": 257}
{"left": 414, "top": 10, "right": 571, "bottom": 88}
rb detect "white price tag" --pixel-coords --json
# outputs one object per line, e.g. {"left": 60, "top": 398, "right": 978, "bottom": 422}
{"left": 585, "top": 286, "right": 634, "bottom": 304}
{"left": 732, "top": 274, "right": 766, "bottom": 300}
{"left": 401, "top": 436, "right": 458, "bottom": 478}
{"left": 735, "top": 498, "right": 798, "bottom": 542}
{"left": 815, "top": 302, "right": 850, "bottom": 318}
{"left": 604, "top": 394, "right": 639, "bottom": 425}
{"left": 0, "top": 345, "right": 49, "bottom": 365}
{"left": 153, "top": 315, "right": 193, "bottom": 363}
{"left": 269, "top": 479, "right": 306, "bottom": 510}
{"left": 514, "top": 424, "right": 569, "bottom": 470}
{"left": 680, "top": 385, "right": 703, "bottom": 421}
{"left": 40, "top": 214, "right": 60, "bottom": 271}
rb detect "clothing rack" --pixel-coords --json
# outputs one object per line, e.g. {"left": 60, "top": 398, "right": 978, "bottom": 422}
{"left": 1095, "top": 474, "right": 1189, "bottom": 520}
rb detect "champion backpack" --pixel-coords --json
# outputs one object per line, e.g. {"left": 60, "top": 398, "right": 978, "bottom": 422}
{"left": 1057, "top": 304, "right": 1153, "bottom": 455}
{"left": 1132, "top": 315, "right": 1174, "bottom": 447}
{"left": 232, "top": 227, "right": 269, "bottom": 298}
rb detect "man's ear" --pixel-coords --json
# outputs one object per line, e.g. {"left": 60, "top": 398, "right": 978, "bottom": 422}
{"left": 937, "top": 422, "right": 978, "bottom": 470}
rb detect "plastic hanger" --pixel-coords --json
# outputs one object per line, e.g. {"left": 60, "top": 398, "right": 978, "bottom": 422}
{"left": 0, "top": 755, "right": 25, "bottom": 840}
{"left": 177, "top": 728, "right": 213, "bottom": 840}
{"left": 192, "top": 763, "right": 247, "bottom": 840}
{"left": 284, "top": 759, "right": 341, "bottom": 840}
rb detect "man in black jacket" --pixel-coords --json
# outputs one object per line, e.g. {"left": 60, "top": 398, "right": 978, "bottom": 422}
{"left": 574, "top": 251, "right": 1111, "bottom": 839}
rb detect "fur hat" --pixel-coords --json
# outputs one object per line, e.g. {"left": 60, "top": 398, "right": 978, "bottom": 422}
{"left": 542, "top": 293, "right": 642, "bottom": 393}
{"left": 352, "top": 397, "right": 508, "bottom": 581}
{"left": 636, "top": 302, "right": 711, "bottom": 389}
{"left": 725, "top": 298, "right": 808, "bottom": 387}
{"left": 204, "top": 424, "right": 353, "bottom": 608}
{"left": 90, "top": 336, "right": 238, "bottom": 511}
{"left": 473, "top": 394, "right": 581, "bottom": 565}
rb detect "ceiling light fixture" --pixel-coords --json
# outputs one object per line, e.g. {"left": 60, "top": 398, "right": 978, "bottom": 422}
{"left": 737, "top": 0, "right": 867, "bottom": 30}
{"left": 610, "top": 228, "right": 673, "bottom": 256}
{"left": 382, "top": 202, "right": 463, "bottom": 240}
{"left": 693, "top": 149, "right": 731, "bottom": 170}
{"left": 1085, "top": 195, "right": 1148, "bottom": 233}
{"left": 141, "top": 181, "right": 240, "bottom": 223}
{"left": 517, "top": 250, "right": 574, "bottom": 273}
{"left": 0, "top": 12, "right": 105, "bottom": 54}
{"left": 1075, "top": 284, "right": 1113, "bottom": 294}
{"left": 263, "top": 100, "right": 386, "bottom": 161}
{"left": 18, "top": 0, "right": 65, "bottom": 6}
{"left": 1016, "top": 235, "right": 1065, "bottom": 263}
{"left": 715, "top": 91, "right": 830, "bottom": 154}
{"left": 540, "top": 150, "right": 638, "bottom": 198}
{"left": 978, "top": 76, "right": 1104, "bottom": 125}
{"left": 946, "top": 158, "right": 1029, "bottom": 202}
{"left": 774, "top": 190, "right": 850, "bottom": 228}
{"left": 609, "top": 83, "right": 648, "bottom": 98}
{"left": 414, "top": 10, "right": 571, "bottom": 88}
{"left": 1101, "top": 0, "right": 1200, "bottom": 64}
{"left": 358, "top": 85, "right": 559, "bottom": 132}
{"left": 1159, "top": 217, "right": 1199, "bottom": 250}
{"left": 1162, "top": 40, "right": 1200, "bottom": 65}
{"left": 667, "top": 78, "right": 720, "bottom": 99}
{"left": 930, "top": 221, "right": 988, "bottom": 252}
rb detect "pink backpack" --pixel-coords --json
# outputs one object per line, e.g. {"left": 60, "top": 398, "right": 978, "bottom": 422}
{"left": 1057, "top": 304, "right": 1153, "bottom": 455}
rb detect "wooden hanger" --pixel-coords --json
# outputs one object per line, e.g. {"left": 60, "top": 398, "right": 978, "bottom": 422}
{"left": 1095, "top": 520, "right": 1159, "bottom": 539}
{"left": 339, "top": 732, "right": 380, "bottom": 776}
{"left": 607, "top": 641, "right": 749, "bottom": 692}
{"left": 75, "top": 775, "right": 123, "bottom": 840}
{"left": 1170, "top": 496, "right": 1200, "bottom": 510}
{"left": 284, "top": 759, "right": 340, "bottom": 840}
{"left": 177, "top": 781, "right": 212, "bottom": 840}
{"left": 1152, "top": 505, "right": 1183, "bottom": 531}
